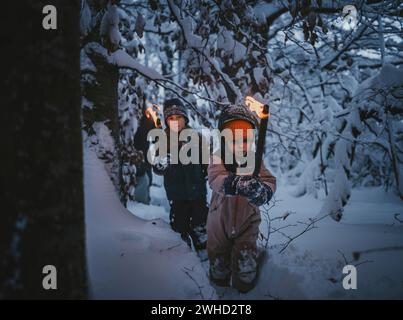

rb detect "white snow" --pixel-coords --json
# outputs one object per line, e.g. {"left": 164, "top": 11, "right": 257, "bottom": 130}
{"left": 233, "top": 42, "right": 247, "bottom": 63}
{"left": 368, "top": 63, "right": 403, "bottom": 97}
{"left": 255, "top": 184, "right": 403, "bottom": 299}
{"left": 135, "top": 13, "right": 146, "bottom": 38}
{"left": 111, "top": 49, "right": 165, "bottom": 80}
{"left": 84, "top": 146, "right": 216, "bottom": 299}
{"left": 80, "top": 0, "right": 92, "bottom": 37}
{"left": 100, "top": 4, "right": 121, "bottom": 46}
{"left": 86, "top": 144, "right": 403, "bottom": 299}
{"left": 80, "top": 0, "right": 403, "bottom": 300}
{"left": 217, "top": 30, "right": 235, "bottom": 52}
{"left": 341, "top": 186, "right": 403, "bottom": 225}
{"left": 80, "top": 49, "right": 97, "bottom": 72}
{"left": 167, "top": 0, "right": 203, "bottom": 48}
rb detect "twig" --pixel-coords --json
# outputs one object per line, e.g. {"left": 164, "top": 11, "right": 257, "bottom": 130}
{"left": 182, "top": 268, "right": 206, "bottom": 300}
{"left": 394, "top": 213, "right": 403, "bottom": 224}
{"left": 159, "top": 243, "right": 182, "bottom": 253}
{"left": 352, "top": 246, "right": 403, "bottom": 261}
{"left": 264, "top": 291, "right": 282, "bottom": 300}
{"left": 279, "top": 213, "right": 331, "bottom": 253}
{"left": 328, "top": 249, "right": 374, "bottom": 284}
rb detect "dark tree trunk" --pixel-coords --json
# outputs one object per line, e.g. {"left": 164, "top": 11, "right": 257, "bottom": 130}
{"left": 82, "top": 57, "right": 120, "bottom": 142}
{"left": 0, "top": 1, "right": 87, "bottom": 299}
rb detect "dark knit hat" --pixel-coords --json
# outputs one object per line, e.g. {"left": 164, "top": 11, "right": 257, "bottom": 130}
{"left": 218, "top": 104, "right": 258, "bottom": 130}
{"left": 163, "top": 98, "right": 189, "bottom": 124}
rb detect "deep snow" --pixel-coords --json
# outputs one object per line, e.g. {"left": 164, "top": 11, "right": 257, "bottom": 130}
{"left": 85, "top": 146, "right": 403, "bottom": 299}
{"left": 84, "top": 147, "right": 215, "bottom": 299}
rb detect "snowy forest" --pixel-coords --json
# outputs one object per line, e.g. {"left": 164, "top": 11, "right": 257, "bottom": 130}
{"left": 1, "top": 0, "right": 402, "bottom": 300}
{"left": 81, "top": 0, "right": 403, "bottom": 216}
{"left": 78, "top": 0, "right": 403, "bottom": 299}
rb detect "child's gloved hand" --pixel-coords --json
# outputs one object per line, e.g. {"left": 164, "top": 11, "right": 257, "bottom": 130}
{"left": 223, "top": 173, "right": 239, "bottom": 196}
{"left": 153, "top": 154, "right": 171, "bottom": 174}
{"left": 224, "top": 174, "right": 273, "bottom": 206}
{"left": 243, "top": 180, "right": 273, "bottom": 206}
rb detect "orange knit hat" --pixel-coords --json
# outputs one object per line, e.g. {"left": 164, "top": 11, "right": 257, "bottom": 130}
{"left": 222, "top": 119, "right": 254, "bottom": 133}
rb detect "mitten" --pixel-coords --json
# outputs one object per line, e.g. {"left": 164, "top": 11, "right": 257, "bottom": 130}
{"left": 224, "top": 175, "right": 273, "bottom": 206}
{"left": 223, "top": 173, "right": 240, "bottom": 195}
{"left": 245, "top": 181, "right": 273, "bottom": 206}
{"left": 223, "top": 175, "right": 255, "bottom": 196}
{"left": 153, "top": 154, "right": 171, "bottom": 175}
{"left": 235, "top": 176, "right": 262, "bottom": 198}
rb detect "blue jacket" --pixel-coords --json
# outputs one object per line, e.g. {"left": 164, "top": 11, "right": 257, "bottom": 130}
{"left": 153, "top": 127, "right": 207, "bottom": 201}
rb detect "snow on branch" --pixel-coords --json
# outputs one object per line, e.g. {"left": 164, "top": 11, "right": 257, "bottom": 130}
{"left": 166, "top": 0, "right": 203, "bottom": 48}
{"left": 321, "top": 15, "right": 377, "bottom": 70}
{"left": 84, "top": 42, "right": 216, "bottom": 126}
{"left": 84, "top": 42, "right": 164, "bottom": 81}
{"left": 167, "top": 0, "right": 240, "bottom": 102}
{"left": 110, "top": 49, "right": 165, "bottom": 81}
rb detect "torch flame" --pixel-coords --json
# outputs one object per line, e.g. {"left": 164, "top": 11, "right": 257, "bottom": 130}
{"left": 245, "top": 96, "right": 269, "bottom": 119}
{"left": 145, "top": 104, "right": 162, "bottom": 128}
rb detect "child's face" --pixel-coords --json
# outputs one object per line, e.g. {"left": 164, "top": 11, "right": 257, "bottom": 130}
{"left": 228, "top": 129, "right": 254, "bottom": 155}
{"left": 167, "top": 115, "right": 186, "bottom": 133}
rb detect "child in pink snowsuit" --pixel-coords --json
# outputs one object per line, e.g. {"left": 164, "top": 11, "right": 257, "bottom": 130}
{"left": 207, "top": 105, "right": 276, "bottom": 293}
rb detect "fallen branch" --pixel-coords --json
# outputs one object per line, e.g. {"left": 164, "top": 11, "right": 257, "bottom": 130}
{"left": 159, "top": 243, "right": 182, "bottom": 253}
{"left": 352, "top": 246, "right": 403, "bottom": 261}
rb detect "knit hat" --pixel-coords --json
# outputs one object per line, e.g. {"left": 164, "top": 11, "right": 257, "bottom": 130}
{"left": 222, "top": 119, "right": 254, "bottom": 133}
{"left": 163, "top": 98, "right": 189, "bottom": 124}
{"left": 218, "top": 104, "right": 258, "bottom": 130}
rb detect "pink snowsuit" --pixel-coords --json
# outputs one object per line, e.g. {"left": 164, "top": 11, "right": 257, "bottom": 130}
{"left": 207, "top": 155, "right": 276, "bottom": 291}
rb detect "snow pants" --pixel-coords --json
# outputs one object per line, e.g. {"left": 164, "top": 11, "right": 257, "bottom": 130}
{"left": 169, "top": 198, "right": 208, "bottom": 250}
{"left": 207, "top": 156, "right": 276, "bottom": 293}
{"left": 207, "top": 210, "right": 261, "bottom": 293}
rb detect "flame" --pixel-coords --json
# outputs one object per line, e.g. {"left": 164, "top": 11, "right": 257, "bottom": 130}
{"left": 245, "top": 96, "right": 269, "bottom": 119}
{"left": 145, "top": 104, "right": 162, "bottom": 128}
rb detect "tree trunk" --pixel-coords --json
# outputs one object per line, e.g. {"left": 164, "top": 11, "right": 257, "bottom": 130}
{"left": 0, "top": 0, "right": 87, "bottom": 299}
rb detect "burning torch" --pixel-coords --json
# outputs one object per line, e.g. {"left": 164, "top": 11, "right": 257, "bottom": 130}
{"left": 144, "top": 103, "right": 163, "bottom": 153}
{"left": 245, "top": 96, "right": 270, "bottom": 177}
{"left": 145, "top": 103, "right": 162, "bottom": 129}
{"left": 144, "top": 103, "right": 164, "bottom": 167}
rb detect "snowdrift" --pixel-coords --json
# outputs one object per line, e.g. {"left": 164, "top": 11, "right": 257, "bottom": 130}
{"left": 84, "top": 147, "right": 215, "bottom": 299}
{"left": 84, "top": 145, "right": 403, "bottom": 299}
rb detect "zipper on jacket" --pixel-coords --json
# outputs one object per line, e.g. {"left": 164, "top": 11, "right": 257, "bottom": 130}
{"left": 231, "top": 197, "right": 238, "bottom": 237}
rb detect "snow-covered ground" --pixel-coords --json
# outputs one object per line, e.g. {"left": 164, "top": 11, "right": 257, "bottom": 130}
{"left": 254, "top": 184, "right": 403, "bottom": 299}
{"left": 85, "top": 146, "right": 403, "bottom": 299}
{"left": 84, "top": 148, "right": 215, "bottom": 299}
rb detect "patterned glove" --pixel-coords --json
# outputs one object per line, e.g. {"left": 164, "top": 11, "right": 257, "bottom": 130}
{"left": 244, "top": 181, "right": 273, "bottom": 206}
{"left": 223, "top": 173, "right": 239, "bottom": 195}
{"left": 153, "top": 154, "right": 171, "bottom": 175}
{"left": 223, "top": 174, "right": 273, "bottom": 206}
